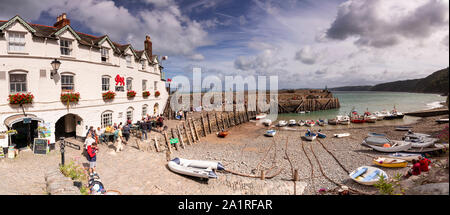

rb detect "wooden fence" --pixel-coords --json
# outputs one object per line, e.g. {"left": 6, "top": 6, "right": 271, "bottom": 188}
{"left": 151, "top": 110, "right": 257, "bottom": 154}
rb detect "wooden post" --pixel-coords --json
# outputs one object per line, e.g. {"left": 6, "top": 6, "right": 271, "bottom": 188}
{"left": 187, "top": 119, "right": 196, "bottom": 143}
{"left": 164, "top": 132, "right": 172, "bottom": 153}
{"left": 221, "top": 113, "right": 226, "bottom": 129}
{"left": 154, "top": 137, "right": 160, "bottom": 152}
{"left": 177, "top": 126, "right": 185, "bottom": 149}
{"left": 191, "top": 118, "right": 200, "bottom": 142}
{"left": 207, "top": 113, "right": 212, "bottom": 133}
{"left": 215, "top": 112, "right": 221, "bottom": 131}
{"left": 294, "top": 169, "right": 299, "bottom": 181}
{"left": 261, "top": 170, "right": 265, "bottom": 180}
{"left": 201, "top": 114, "right": 207, "bottom": 135}
{"left": 183, "top": 122, "right": 192, "bottom": 145}
{"left": 166, "top": 150, "right": 171, "bottom": 161}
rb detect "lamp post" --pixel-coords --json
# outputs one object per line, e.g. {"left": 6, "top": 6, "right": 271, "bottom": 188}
{"left": 50, "top": 59, "right": 61, "bottom": 79}
{"left": 59, "top": 137, "right": 65, "bottom": 166}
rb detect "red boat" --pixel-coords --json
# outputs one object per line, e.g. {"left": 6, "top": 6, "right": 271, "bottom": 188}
{"left": 351, "top": 119, "right": 366, "bottom": 123}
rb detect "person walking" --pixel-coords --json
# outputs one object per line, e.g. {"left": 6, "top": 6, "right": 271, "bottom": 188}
{"left": 87, "top": 142, "right": 98, "bottom": 176}
{"left": 115, "top": 125, "right": 124, "bottom": 152}
{"left": 122, "top": 123, "right": 131, "bottom": 144}
{"left": 141, "top": 118, "right": 148, "bottom": 140}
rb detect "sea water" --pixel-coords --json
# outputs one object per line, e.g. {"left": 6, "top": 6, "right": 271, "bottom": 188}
{"left": 276, "top": 91, "right": 446, "bottom": 126}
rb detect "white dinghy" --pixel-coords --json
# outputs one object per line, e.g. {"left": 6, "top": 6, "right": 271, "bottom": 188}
{"left": 168, "top": 158, "right": 225, "bottom": 179}
{"left": 349, "top": 166, "right": 388, "bottom": 186}
{"left": 334, "top": 133, "right": 350, "bottom": 138}
{"left": 367, "top": 141, "right": 412, "bottom": 152}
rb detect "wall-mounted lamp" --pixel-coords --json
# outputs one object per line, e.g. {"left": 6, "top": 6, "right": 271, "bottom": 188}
{"left": 50, "top": 59, "right": 61, "bottom": 79}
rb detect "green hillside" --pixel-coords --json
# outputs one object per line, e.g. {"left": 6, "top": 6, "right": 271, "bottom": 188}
{"left": 331, "top": 67, "right": 449, "bottom": 95}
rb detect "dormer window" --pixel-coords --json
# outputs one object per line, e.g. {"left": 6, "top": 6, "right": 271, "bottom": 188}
{"left": 101, "top": 47, "right": 109, "bottom": 62}
{"left": 126, "top": 55, "right": 132, "bottom": 66}
{"left": 8, "top": 32, "right": 26, "bottom": 52}
{"left": 141, "top": 59, "right": 146, "bottom": 70}
{"left": 60, "top": 39, "right": 72, "bottom": 56}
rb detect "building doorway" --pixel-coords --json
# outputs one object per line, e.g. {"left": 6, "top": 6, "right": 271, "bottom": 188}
{"left": 10, "top": 120, "right": 39, "bottom": 149}
{"left": 55, "top": 114, "right": 83, "bottom": 140}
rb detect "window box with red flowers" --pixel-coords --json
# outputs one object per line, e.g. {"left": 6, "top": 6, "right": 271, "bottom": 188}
{"left": 155, "top": 91, "right": 160, "bottom": 97}
{"left": 142, "top": 91, "right": 150, "bottom": 98}
{"left": 102, "top": 91, "right": 116, "bottom": 100}
{"left": 127, "top": 90, "right": 137, "bottom": 98}
{"left": 8, "top": 92, "right": 34, "bottom": 105}
{"left": 60, "top": 92, "right": 80, "bottom": 103}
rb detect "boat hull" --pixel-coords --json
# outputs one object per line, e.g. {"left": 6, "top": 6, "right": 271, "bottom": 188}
{"left": 368, "top": 141, "right": 412, "bottom": 152}
{"left": 349, "top": 166, "right": 388, "bottom": 186}
{"left": 373, "top": 158, "right": 408, "bottom": 168}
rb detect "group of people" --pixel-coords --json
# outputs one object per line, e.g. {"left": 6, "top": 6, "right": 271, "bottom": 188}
{"left": 82, "top": 115, "right": 166, "bottom": 175}
{"left": 405, "top": 155, "right": 431, "bottom": 177}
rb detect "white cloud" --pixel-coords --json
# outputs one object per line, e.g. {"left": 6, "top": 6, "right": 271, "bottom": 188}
{"left": 326, "top": 0, "right": 449, "bottom": 48}
{"left": 1, "top": 0, "right": 211, "bottom": 58}
{"left": 295, "top": 46, "right": 321, "bottom": 65}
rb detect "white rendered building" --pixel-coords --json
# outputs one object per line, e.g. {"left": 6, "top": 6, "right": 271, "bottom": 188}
{"left": 0, "top": 14, "right": 168, "bottom": 149}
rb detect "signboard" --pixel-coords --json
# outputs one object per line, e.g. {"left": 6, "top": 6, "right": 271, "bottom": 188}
{"left": 33, "top": 138, "right": 49, "bottom": 154}
{"left": 23, "top": 118, "right": 32, "bottom": 124}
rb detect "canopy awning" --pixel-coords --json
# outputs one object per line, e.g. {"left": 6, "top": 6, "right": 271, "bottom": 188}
{"left": 4, "top": 114, "right": 44, "bottom": 128}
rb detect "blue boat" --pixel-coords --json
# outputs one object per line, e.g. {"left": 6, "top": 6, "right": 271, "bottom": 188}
{"left": 305, "top": 130, "right": 317, "bottom": 141}
{"left": 317, "top": 132, "right": 326, "bottom": 138}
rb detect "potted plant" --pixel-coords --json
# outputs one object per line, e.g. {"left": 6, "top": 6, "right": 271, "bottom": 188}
{"left": 142, "top": 91, "right": 150, "bottom": 98}
{"left": 127, "top": 90, "right": 137, "bottom": 98}
{"left": 102, "top": 91, "right": 116, "bottom": 100}
{"left": 155, "top": 91, "right": 160, "bottom": 97}
{"left": 61, "top": 92, "right": 80, "bottom": 103}
{"left": 8, "top": 92, "right": 34, "bottom": 105}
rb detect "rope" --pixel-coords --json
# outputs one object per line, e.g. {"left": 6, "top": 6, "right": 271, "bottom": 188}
{"left": 308, "top": 140, "right": 371, "bottom": 195}
{"left": 317, "top": 139, "right": 350, "bottom": 174}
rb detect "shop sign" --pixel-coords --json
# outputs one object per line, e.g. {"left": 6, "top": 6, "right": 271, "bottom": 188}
{"left": 115, "top": 75, "right": 125, "bottom": 86}
{"left": 23, "top": 118, "right": 32, "bottom": 124}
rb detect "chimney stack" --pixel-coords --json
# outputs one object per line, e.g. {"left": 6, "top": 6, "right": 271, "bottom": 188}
{"left": 144, "top": 35, "right": 152, "bottom": 57}
{"left": 53, "top": 13, "right": 71, "bottom": 28}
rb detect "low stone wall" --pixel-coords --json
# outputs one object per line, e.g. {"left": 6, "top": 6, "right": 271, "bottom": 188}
{"left": 45, "top": 169, "right": 81, "bottom": 195}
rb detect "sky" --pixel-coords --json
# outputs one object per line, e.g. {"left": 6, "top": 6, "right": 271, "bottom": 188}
{"left": 1, "top": 0, "right": 449, "bottom": 89}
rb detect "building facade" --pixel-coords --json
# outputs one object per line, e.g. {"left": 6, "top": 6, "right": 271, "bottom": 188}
{"left": 0, "top": 14, "right": 168, "bottom": 149}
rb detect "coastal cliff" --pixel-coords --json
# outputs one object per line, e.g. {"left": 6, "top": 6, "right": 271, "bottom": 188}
{"left": 331, "top": 67, "right": 449, "bottom": 95}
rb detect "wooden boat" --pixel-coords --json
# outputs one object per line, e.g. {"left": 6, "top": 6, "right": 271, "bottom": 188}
{"left": 436, "top": 118, "right": 449, "bottom": 124}
{"left": 349, "top": 166, "right": 388, "bottom": 186}
{"left": 404, "top": 132, "right": 430, "bottom": 139}
{"left": 367, "top": 141, "right": 412, "bottom": 152}
{"left": 305, "top": 120, "right": 315, "bottom": 127}
{"left": 297, "top": 120, "right": 305, "bottom": 126}
{"left": 334, "top": 133, "right": 350, "bottom": 138}
{"left": 262, "top": 119, "right": 272, "bottom": 126}
{"left": 365, "top": 116, "right": 377, "bottom": 123}
{"left": 265, "top": 130, "right": 276, "bottom": 137}
{"left": 362, "top": 136, "right": 391, "bottom": 147}
{"left": 317, "top": 132, "right": 326, "bottom": 138}
{"left": 217, "top": 131, "right": 229, "bottom": 138}
{"left": 404, "top": 144, "right": 447, "bottom": 153}
{"left": 288, "top": 120, "right": 297, "bottom": 126}
{"left": 277, "top": 120, "right": 287, "bottom": 127}
{"left": 386, "top": 152, "right": 421, "bottom": 162}
{"left": 304, "top": 130, "right": 317, "bottom": 141}
{"left": 373, "top": 157, "right": 408, "bottom": 168}
{"left": 351, "top": 118, "right": 365, "bottom": 123}
{"left": 368, "top": 132, "right": 386, "bottom": 137}
{"left": 404, "top": 137, "right": 437, "bottom": 148}
{"left": 255, "top": 113, "right": 267, "bottom": 120}
{"left": 328, "top": 119, "right": 338, "bottom": 125}
{"left": 316, "top": 119, "right": 325, "bottom": 126}
{"left": 168, "top": 157, "right": 225, "bottom": 179}
{"left": 395, "top": 126, "right": 413, "bottom": 131}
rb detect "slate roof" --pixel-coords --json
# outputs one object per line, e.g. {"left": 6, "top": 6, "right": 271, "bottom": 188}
{"left": 0, "top": 17, "right": 154, "bottom": 62}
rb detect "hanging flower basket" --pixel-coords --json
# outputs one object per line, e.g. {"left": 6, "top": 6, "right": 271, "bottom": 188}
{"left": 102, "top": 91, "right": 116, "bottom": 100}
{"left": 8, "top": 92, "right": 34, "bottom": 105}
{"left": 127, "top": 90, "right": 137, "bottom": 98}
{"left": 155, "top": 91, "right": 160, "bottom": 97}
{"left": 142, "top": 91, "right": 150, "bottom": 98}
{"left": 60, "top": 92, "right": 80, "bottom": 103}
